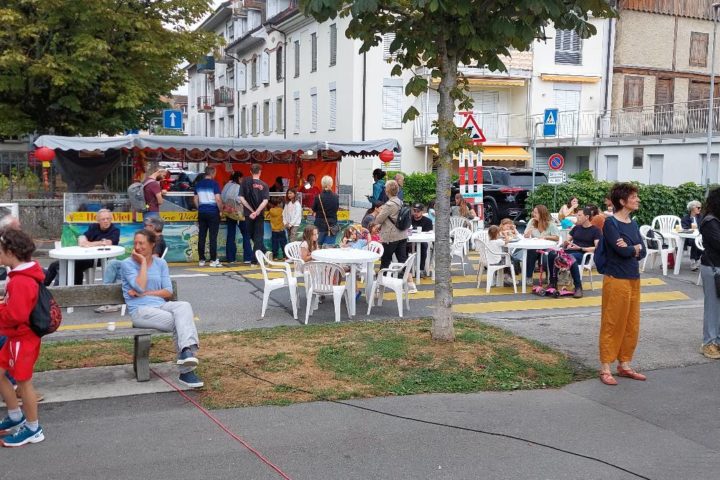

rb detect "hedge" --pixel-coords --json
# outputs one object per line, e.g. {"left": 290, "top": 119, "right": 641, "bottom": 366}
{"left": 526, "top": 174, "right": 710, "bottom": 226}
{"left": 384, "top": 171, "right": 452, "bottom": 206}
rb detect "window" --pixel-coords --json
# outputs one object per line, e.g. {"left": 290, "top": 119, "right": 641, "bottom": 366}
{"left": 228, "top": 115, "right": 234, "bottom": 137}
{"left": 251, "top": 103, "right": 258, "bottom": 135}
{"left": 276, "top": 46, "right": 283, "bottom": 82}
{"left": 276, "top": 97, "right": 284, "bottom": 133}
{"left": 382, "top": 32, "right": 396, "bottom": 60}
{"left": 623, "top": 76, "right": 644, "bottom": 110}
{"left": 240, "top": 106, "right": 247, "bottom": 136}
{"left": 239, "top": 63, "right": 247, "bottom": 92}
{"left": 260, "top": 52, "right": 269, "bottom": 85}
{"left": 293, "top": 91, "right": 300, "bottom": 134}
{"left": 690, "top": 32, "right": 709, "bottom": 67}
{"left": 632, "top": 147, "right": 644, "bottom": 168}
{"left": 329, "top": 24, "right": 337, "bottom": 66}
{"left": 251, "top": 57, "right": 258, "bottom": 88}
{"left": 329, "top": 83, "right": 337, "bottom": 131}
{"left": 605, "top": 155, "right": 618, "bottom": 182}
{"left": 310, "top": 88, "right": 318, "bottom": 132}
{"left": 218, "top": 118, "right": 225, "bottom": 138}
{"left": 382, "top": 80, "right": 403, "bottom": 129}
{"left": 227, "top": 23, "right": 235, "bottom": 40}
{"left": 701, "top": 153, "right": 720, "bottom": 184}
{"left": 227, "top": 64, "right": 235, "bottom": 88}
{"left": 294, "top": 40, "right": 300, "bottom": 78}
{"left": 263, "top": 100, "right": 270, "bottom": 134}
{"left": 311, "top": 32, "right": 318, "bottom": 72}
{"left": 648, "top": 154, "right": 664, "bottom": 185}
{"left": 554, "top": 29, "right": 582, "bottom": 65}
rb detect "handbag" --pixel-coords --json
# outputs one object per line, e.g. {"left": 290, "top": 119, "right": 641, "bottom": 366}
{"left": 318, "top": 194, "right": 339, "bottom": 236}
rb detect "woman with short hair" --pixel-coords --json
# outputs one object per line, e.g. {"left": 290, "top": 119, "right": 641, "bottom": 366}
{"left": 312, "top": 175, "right": 340, "bottom": 246}
{"left": 682, "top": 200, "right": 703, "bottom": 271}
{"left": 699, "top": 190, "right": 720, "bottom": 359}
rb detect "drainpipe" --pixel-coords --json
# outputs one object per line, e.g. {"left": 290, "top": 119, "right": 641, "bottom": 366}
{"left": 362, "top": 52, "right": 367, "bottom": 141}
{"left": 266, "top": 25, "right": 288, "bottom": 139}
{"left": 602, "top": 17, "right": 615, "bottom": 114}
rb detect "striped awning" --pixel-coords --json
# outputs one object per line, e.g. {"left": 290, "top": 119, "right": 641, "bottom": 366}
{"left": 482, "top": 146, "right": 531, "bottom": 162}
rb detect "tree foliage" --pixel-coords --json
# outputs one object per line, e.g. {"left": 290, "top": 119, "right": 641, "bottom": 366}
{"left": 301, "top": 0, "right": 615, "bottom": 341}
{"left": 0, "top": 0, "right": 220, "bottom": 136}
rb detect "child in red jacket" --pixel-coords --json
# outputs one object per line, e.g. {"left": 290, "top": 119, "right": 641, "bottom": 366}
{"left": 0, "top": 229, "right": 45, "bottom": 447}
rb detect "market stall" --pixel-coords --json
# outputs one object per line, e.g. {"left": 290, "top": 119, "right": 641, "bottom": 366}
{"left": 34, "top": 135, "right": 400, "bottom": 262}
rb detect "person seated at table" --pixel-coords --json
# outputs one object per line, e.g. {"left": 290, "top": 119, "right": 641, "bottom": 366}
{"left": 369, "top": 224, "right": 382, "bottom": 243}
{"left": 523, "top": 205, "right": 560, "bottom": 286}
{"left": 558, "top": 197, "right": 579, "bottom": 221}
{"left": 499, "top": 218, "right": 523, "bottom": 276}
{"left": 681, "top": 200, "right": 703, "bottom": 271}
{"left": 44, "top": 209, "right": 120, "bottom": 286}
{"left": 587, "top": 204, "right": 605, "bottom": 231}
{"left": 410, "top": 203, "right": 433, "bottom": 277}
{"left": 121, "top": 229, "right": 203, "bottom": 389}
{"left": 299, "top": 225, "right": 319, "bottom": 267}
{"left": 362, "top": 202, "right": 383, "bottom": 230}
{"left": 340, "top": 226, "right": 368, "bottom": 250}
{"left": 547, "top": 207, "right": 601, "bottom": 298}
{"left": 451, "top": 196, "right": 477, "bottom": 220}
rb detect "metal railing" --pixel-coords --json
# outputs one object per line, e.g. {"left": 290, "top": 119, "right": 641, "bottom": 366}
{"left": 196, "top": 96, "right": 215, "bottom": 113}
{"left": 601, "top": 100, "right": 720, "bottom": 140}
{"left": 214, "top": 86, "right": 234, "bottom": 107}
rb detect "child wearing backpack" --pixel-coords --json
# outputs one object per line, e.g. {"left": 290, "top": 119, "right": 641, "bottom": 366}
{"left": 0, "top": 229, "right": 46, "bottom": 446}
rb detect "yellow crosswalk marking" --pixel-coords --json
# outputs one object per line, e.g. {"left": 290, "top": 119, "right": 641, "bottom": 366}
{"left": 58, "top": 321, "right": 133, "bottom": 331}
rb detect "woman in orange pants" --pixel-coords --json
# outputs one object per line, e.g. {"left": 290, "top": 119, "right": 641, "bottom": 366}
{"left": 599, "top": 183, "right": 647, "bottom": 385}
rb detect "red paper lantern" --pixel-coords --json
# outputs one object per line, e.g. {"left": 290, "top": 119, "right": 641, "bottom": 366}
{"left": 379, "top": 149, "right": 394, "bottom": 163}
{"left": 35, "top": 147, "right": 56, "bottom": 162}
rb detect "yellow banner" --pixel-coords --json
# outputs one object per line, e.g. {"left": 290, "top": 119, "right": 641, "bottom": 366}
{"left": 65, "top": 212, "right": 134, "bottom": 223}
{"left": 157, "top": 212, "right": 199, "bottom": 222}
{"left": 66, "top": 209, "right": 349, "bottom": 223}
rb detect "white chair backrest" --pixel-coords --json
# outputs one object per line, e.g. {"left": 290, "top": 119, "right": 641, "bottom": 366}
{"left": 471, "top": 230, "right": 488, "bottom": 251}
{"left": 401, "top": 253, "right": 417, "bottom": 283}
{"left": 450, "top": 227, "right": 473, "bottom": 245}
{"left": 368, "top": 241, "right": 384, "bottom": 257}
{"left": 450, "top": 216, "right": 471, "bottom": 231}
{"left": 475, "top": 239, "right": 489, "bottom": 265}
{"left": 256, "top": 250, "right": 272, "bottom": 281}
{"left": 284, "top": 241, "right": 303, "bottom": 261}
{"left": 639, "top": 225, "right": 652, "bottom": 245}
{"left": 696, "top": 235, "right": 704, "bottom": 251}
{"left": 161, "top": 247, "right": 168, "bottom": 259}
{"left": 304, "top": 262, "right": 346, "bottom": 294}
{"left": 651, "top": 215, "right": 680, "bottom": 234}
{"left": 550, "top": 212, "right": 560, "bottom": 223}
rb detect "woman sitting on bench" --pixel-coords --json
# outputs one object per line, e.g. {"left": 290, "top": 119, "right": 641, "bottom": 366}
{"left": 120, "top": 229, "right": 203, "bottom": 389}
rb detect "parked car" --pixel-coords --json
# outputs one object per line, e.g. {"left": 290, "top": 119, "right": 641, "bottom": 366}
{"left": 451, "top": 167, "right": 548, "bottom": 225}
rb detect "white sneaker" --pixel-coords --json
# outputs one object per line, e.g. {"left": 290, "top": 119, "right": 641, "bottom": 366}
{"left": 210, "top": 260, "right": 222, "bottom": 268}
{"left": 198, "top": 260, "right": 206, "bottom": 267}
{"left": 407, "top": 283, "right": 418, "bottom": 294}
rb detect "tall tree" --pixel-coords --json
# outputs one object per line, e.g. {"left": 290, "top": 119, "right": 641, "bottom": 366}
{"left": 0, "top": 0, "right": 220, "bottom": 136}
{"left": 301, "top": 0, "right": 615, "bottom": 341}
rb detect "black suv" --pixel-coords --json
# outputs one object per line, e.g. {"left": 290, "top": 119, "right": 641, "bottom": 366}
{"left": 451, "top": 167, "right": 547, "bottom": 225}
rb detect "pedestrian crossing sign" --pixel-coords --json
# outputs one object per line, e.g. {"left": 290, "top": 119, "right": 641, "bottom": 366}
{"left": 543, "top": 108, "right": 558, "bottom": 136}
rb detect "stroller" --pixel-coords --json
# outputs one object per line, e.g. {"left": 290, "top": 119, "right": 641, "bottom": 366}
{"left": 532, "top": 249, "right": 577, "bottom": 298}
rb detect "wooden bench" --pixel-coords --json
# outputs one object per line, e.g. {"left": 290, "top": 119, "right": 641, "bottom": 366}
{"left": 48, "top": 281, "right": 178, "bottom": 382}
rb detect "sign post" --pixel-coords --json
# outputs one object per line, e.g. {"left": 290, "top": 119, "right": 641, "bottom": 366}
{"left": 457, "top": 112, "right": 485, "bottom": 228}
{"left": 547, "top": 153, "right": 565, "bottom": 212}
{"left": 162, "top": 109, "right": 183, "bottom": 131}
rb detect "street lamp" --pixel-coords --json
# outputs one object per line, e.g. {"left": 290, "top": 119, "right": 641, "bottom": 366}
{"left": 705, "top": 2, "right": 720, "bottom": 195}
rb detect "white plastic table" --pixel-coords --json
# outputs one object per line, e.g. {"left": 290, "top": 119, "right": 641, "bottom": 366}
{"left": 669, "top": 230, "right": 700, "bottom": 275}
{"left": 407, "top": 231, "right": 435, "bottom": 283}
{"left": 49, "top": 245, "right": 125, "bottom": 286}
{"left": 508, "top": 238, "right": 558, "bottom": 293}
{"left": 311, "top": 248, "right": 381, "bottom": 316}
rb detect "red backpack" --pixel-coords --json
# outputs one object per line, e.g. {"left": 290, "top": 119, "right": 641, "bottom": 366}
{"left": 29, "top": 282, "right": 63, "bottom": 337}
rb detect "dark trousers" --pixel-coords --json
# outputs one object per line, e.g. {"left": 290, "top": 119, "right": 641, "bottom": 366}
{"left": 246, "top": 215, "right": 266, "bottom": 261}
{"left": 525, "top": 249, "right": 541, "bottom": 279}
{"left": 226, "top": 218, "right": 253, "bottom": 262}
{"left": 317, "top": 228, "right": 337, "bottom": 246}
{"left": 547, "top": 250, "right": 584, "bottom": 288}
{"left": 409, "top": 243, "right": 428, "bottom": 273}
{"left": 45, "top": 259, "right": 94, "bottom": 285}
{"left": 381, "top": 239, "right": 408, "bottom": 270}
{"left": 198, "top": 211, "right": 221, "bottom": 261}
{"left": 271, "top": 231, "right": 288, "bottom": 259}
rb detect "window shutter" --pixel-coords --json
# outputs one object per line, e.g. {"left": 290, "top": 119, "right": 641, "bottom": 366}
{"left": 329, "top": 24, "right": 337, "bottom": 66}
{"left": 255, "top": 57, "right": 261, "bottom": 86}
{"left": 276, "top": 46, "right": 283, "bottom": 81}
{"left": 276, "top": 97, "right": 283, "bottom": 133}
{"left": 268, "top": 100, "right": 275, "bottom": 134}
{"left": 240, "top": 106, "right": 247, "bottom": 136}
{"left": 654, "top": 78, "right": 674, "bottom": 106}
{"left": 382, "top": 81, "right": 403, "bottom": 129}
{"left": 382, "top": 33, "right": 396, "bottom": 60}
{"left": 623, "top": 76, "right": 644, "bottom": 110}
{"left": 261, "top": 52, "right": 269, "bottom": 84}
{"left": 329, "top": 83, "right": 337, "bottom": 131}
{"left": 239, "top": 63, "right": 247, "bottom": 92}
{"left": 255, "top": 104, "right": 261, "bottom": 134}
{"left": 311, "top": 33, "right": 318, "bottom": 72}
{"left": 293, "top": 91, "right": 300, "bottom": 134}
{"left": 554, "top": 29, "right": 582, "bottom": 65}
{"left": 294, "top": 40, "right": 300, "bottom": 77}
{"left": 690, "top": 32, "right": 709, "bottom": 67}
{"left": 310, "top": 87, "right": 318, "bottom": 132}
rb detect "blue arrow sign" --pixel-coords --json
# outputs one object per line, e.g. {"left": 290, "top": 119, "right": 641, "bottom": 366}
{"left": 543, "top": 108, "right": 558, "bottom": 137}
{"left": 163, "top": 109, "right": 183, "bottom": 130}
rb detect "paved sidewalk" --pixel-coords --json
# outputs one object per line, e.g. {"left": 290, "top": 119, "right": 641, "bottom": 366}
{"left": 8, "top": 362, "right": 720, "bottom": 479}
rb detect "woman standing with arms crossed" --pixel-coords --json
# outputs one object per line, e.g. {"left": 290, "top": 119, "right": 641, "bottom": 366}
{"left": 699, "top": 189, "right": 720, "bottom": 359}
{"left": 599, "top": 183, "right": 647, "bottom": 385}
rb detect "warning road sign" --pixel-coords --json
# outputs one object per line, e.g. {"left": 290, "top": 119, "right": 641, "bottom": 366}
{"left": 459, "top": 112, "right": 487, "bottom": 144}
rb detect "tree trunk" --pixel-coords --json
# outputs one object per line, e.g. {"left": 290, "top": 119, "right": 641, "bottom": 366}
{"left": 431, "top": 42, "right": 457, "bottom": 342}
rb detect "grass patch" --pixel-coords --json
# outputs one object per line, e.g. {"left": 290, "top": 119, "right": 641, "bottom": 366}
{"left": 38, "top": 319, "right": 578, "bottom": 409}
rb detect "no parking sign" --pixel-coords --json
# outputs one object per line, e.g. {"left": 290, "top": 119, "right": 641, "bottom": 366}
{"left": 548, "top": 153, "right": 564, "bottom": 171}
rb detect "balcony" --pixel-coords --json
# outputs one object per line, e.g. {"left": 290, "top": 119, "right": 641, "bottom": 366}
{"left": 196, "top": 96, "right": 215, "bottom": 113}
{"left": 197, "top": 55, "right": 215, "bottom": 74}
{"left": 214, "top": 87, "right": 234, "bottom": 107}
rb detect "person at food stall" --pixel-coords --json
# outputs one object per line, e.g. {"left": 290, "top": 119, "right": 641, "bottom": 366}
{"left": 44, "top": 209, "right": 120, "bottom": 286}
{"left": 269, "top": 176, "right": 285, "bottom": 193}
{"left": 240, "top": 163, "right": 270, "bottom": 262}
{"left": 221, "top": 172, "right": 253, "bottom": 264}
{"left": 299, "top": 174, "right": 320, "bottom": 209}
{"left": 371, "top": 169, "right": 388, "bottom": 204}
{"left": 312, "top": 175, "right": 340, "bottom": 246}
{"left": 283, "top": 188, "right": 302, "bottom": 243}
{"left": 143, "top": 169, "right": 168, "bottom": 218}
{"left": 395, "top": 173, "right": 405, "bottom": 201}
{"left": 193, "top": 166, "right": 223, "bottom": 268}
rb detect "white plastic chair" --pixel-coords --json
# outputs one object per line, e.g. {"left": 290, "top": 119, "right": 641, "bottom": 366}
{"left": 450, "top": 227, "right": 473, "bottom": 275}
{"left": 367, "top": 253, "right": 416, "bottom": 318}
{"left": 580, "top": 252, "right": 595, "bottom": 290}
{"left": 470, "top": 230, "right": 489, "bottom": 252}
{"left": 303, "top": 261, "right": 351, "bottom": 324}
{"left": 475, "top": 240, "right": 516, "bottom": 293}
{"left": 640, "top": 225, "right": 671, "bottom": 276}
{"left": 161, "top": 247, "right": 168, "bottom": 259}
{"left": 651, "top": 215, "right": 681, "bottom": 235}
{"left": 283, "top": 241, "right": 305, "bottom": 279}
{"left": 696, "top": 235, "right": 704, "bottom": 286}
{"left": 450, "top": 216, "right": 472, "bottom": 231}
{"left": 256, "top": 251, "right": 298, "bottom": 320}
{"left": 358, "top": 241, "right": 384, "bottom": 284}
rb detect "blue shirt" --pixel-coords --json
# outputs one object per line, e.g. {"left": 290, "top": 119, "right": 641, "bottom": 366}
{"left": 120, "top": 257, "right": 173, "bottom": 315}
{"left": 602, "top": 217, "right": 647, "bottom": 279}
{"left": 194, "top": 179, "right": 220, "bottom": 214}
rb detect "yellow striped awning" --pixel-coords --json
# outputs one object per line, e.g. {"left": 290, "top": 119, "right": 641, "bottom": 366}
{"left": 481, "top": 146, "right": 531, "bottom": 162}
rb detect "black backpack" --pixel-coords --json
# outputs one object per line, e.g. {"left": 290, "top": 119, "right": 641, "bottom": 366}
{"left": 391, "top": 202, "right": 412, "bottom": 231}
{"left": 29, "top": 282, "right": 63, "bottom": 337}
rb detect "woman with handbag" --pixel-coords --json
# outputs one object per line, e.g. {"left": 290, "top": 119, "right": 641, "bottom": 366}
{"left": 699, "top": 188, "right": 720, "bottom": 359}
{"left": 312, "top": 175, "right": 340, "bottom": 246}
{"left": 221, "top": 172, "right": 252, "bottom": 264}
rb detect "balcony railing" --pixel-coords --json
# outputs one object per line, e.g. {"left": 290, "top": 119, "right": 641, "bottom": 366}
{"left": 196, "top": 96, "right": 215, "bottom": 113}
{"left": 412, "top": 100, "right": 720, "bottom": 146}
{"left": 214, "top": 87, "right": 234, "bottom": 107}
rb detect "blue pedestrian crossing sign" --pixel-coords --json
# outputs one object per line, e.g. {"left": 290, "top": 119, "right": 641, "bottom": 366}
{"left": 543, "top": 108, "right": 558, "bottom": 137}
{"left": 163, "top": 109, "right": 183, "bottom": 130}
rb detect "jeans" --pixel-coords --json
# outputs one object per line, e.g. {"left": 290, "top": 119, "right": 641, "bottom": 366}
{"left": 131, "top": 301, "right": 199, "bottom": 374}
{"left": 525, "top": 249, "right": 541, "bottom": 279}
{"left": 225, "top": 218, "right": 253, "bottom": 262}
{"left": 380, "top": 239, "right": 408, "bottom": 270}
{"left": 271, "top": 230, "right": 287, "bottom": 259}
{"left": 0, "top": 336, "right": 15, "bottom": 385}
{"left": 318, "top": 229, "right": 337, "bottom": 246}
{"left": 245, "top": 215, "right": 266, "bottom": 261}
{"left": 197, "top": 211, "right": 221, "bottom": 261}
{"left": 103, "top": 259, "right": 123, "bottom": 284}
{"left": 701, "top": 265, "right": 720, "bottom": 346}
{"left": 547, "top": 250, "right": 584, "bottom": 288}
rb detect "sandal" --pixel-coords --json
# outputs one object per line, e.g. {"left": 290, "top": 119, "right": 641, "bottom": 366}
{"left": 617, "top": 366, "right": 646, "bottom": 381}
{"left": 94, "top": 305, "right": 122, "bottom": 313}
{"left": 599, "top": 371, "right": 617, "bottom": 385}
